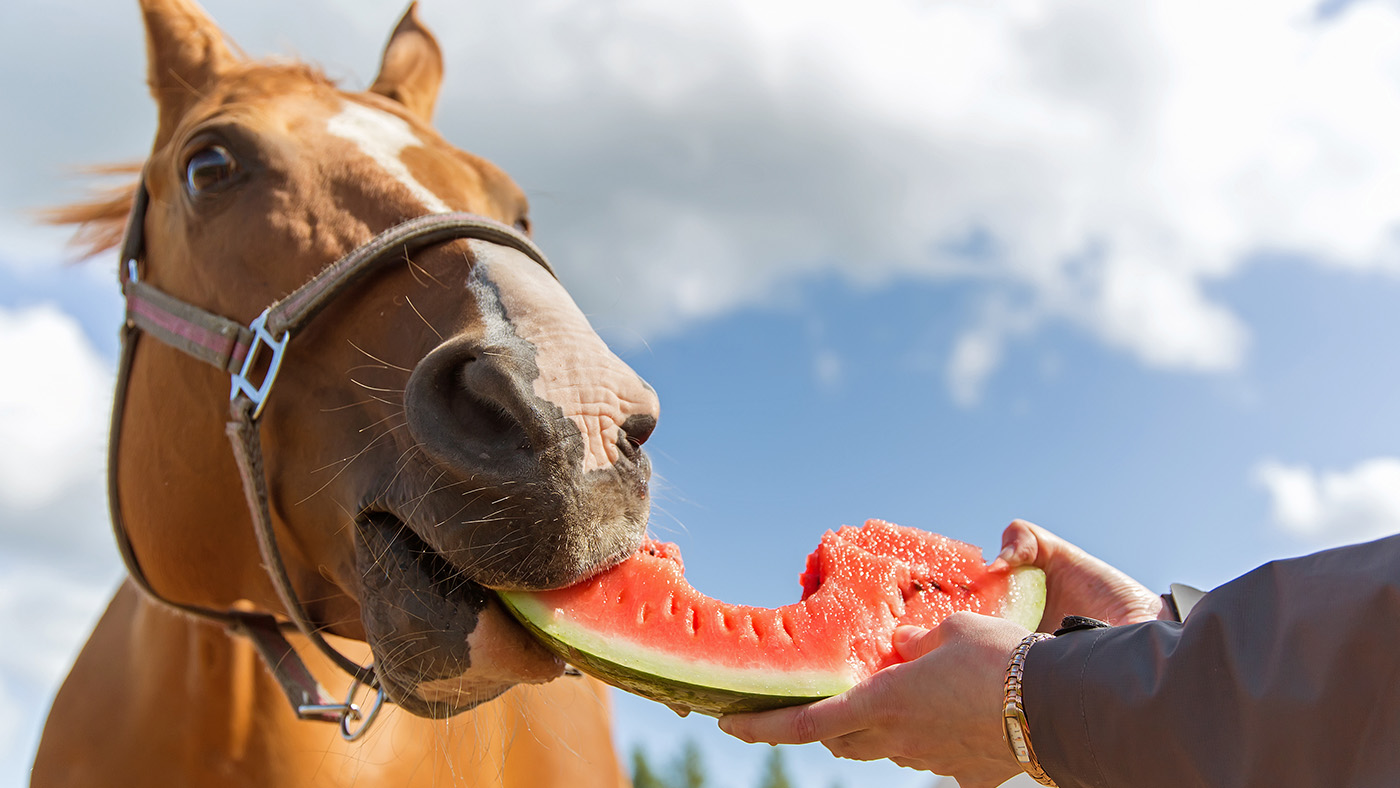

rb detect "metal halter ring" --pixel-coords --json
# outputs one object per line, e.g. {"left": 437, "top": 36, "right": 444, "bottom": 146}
{"left": 296, "top": 678, "right": 386, "bottom": 741}
{"left": 339, "top": 679, "right": 387, "bottom": 742}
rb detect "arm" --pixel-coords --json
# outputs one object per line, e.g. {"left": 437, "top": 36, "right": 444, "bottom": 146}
{"left": 1026, "top": 533, "right": 1400, "bottom": 788}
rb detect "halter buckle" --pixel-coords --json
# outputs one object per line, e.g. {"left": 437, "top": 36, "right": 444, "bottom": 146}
{"left": 230, "top": 309, "right": 290, "bottom": 419}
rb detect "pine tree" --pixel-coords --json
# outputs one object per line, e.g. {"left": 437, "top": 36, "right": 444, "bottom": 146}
{"left": 632, "top": 745, "right": 669, "bottom": 788}
{"left": 756, "top": 747, "right": 794, "bottom": 788}
{"left": 674, "top": 738, "right": 706, "bottom": 788}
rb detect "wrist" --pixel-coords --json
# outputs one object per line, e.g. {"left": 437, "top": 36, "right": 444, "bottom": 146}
{"left": 1002, "top": 632, "right": 1058, "bottom": 787}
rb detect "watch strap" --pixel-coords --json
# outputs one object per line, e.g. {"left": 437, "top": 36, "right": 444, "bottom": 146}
{"left": 1003, "top": 632, "right": 1058, "bottom": 786}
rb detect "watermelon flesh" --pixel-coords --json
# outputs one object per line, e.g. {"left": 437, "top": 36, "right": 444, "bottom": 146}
{"left": 500, "top": 520, "right": 1045, "bottom": 717}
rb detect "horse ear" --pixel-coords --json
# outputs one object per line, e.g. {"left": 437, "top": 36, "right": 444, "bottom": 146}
{"left": 140, "top": 0, "right": 236, "bottom": 142}
{"left": 370, "top": 3, "right": 444, "bottom": 122}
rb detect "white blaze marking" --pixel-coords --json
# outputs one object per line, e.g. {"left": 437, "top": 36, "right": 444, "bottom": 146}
{"left": 326, "top": 101, "right": 451, "bottom": 213}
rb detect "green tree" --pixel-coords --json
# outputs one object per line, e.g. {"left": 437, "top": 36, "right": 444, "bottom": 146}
{"left": 673, "top": 738, "right": 706, "bottom": 788}
{"left": 756, "top": 747, "right": 794, "bottom": 788}
{"left": 632, "top": 745, "right": 668, "bottom": 788}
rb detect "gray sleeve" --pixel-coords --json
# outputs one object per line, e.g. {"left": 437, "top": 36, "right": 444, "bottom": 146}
{"left": 1022, "top": 534, "right": 1400, "bottom": 788}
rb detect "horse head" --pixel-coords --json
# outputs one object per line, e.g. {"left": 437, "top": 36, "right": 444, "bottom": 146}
{"left": 96, "top": 0, "right": 660, "bottom": 718}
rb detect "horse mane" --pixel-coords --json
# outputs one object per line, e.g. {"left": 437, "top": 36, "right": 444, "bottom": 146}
{"left": 45, "top": 164, "right": 143, "bottom": 259}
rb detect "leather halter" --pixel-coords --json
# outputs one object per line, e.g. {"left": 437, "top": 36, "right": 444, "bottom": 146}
{"left": 109, "top": 178, "right": 555, "bottom": 739}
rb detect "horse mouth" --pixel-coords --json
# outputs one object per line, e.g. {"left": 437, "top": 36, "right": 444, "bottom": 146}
{"left": 350, "top": 507, "right": 636, "bottom": 717}
{"left": 360, "top": 510, "right": 471, "bottom": 593}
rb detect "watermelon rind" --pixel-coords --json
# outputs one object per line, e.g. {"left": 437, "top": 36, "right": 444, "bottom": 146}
{"left": 500, "top": 565, "right": 1046, "bottom": 718}
{"left": 1000, "top": 564, "right": 1048, "bottom": 632}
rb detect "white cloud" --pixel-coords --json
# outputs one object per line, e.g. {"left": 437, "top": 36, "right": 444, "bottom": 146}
{"left": 0, "top": 305, "right": 111, "bottom": 511}
{"left": 1254, "top": 457, "right": 1400, "bottom": 545}
{"left": 0, "top": 563, "right": 116, "bottom": 691}
{"left": 0, "top": 296, "right": 120, "bottom": 787}
{"left": 0, "top": 559, "right": 120, "bottom": 787}
{"left": 812, "top": 348, "right": 842, "bottom": 389}
{"left": 6, "top": 0, "right": 1400, "bottom": 406}
{"left": 0, "top": 681, "right": 18, "bottom": 775}
{"left": 947, "top": 329, "right": 1004, "bottom": 409}
{"left": 945, "top": 296, "right": 1042, "bottom": 407}
{"left": 0, "top": 303, "right": 121, "bottom": 776}
{"left": 1086, "top": 254, "right": 1249, "bottom": 372}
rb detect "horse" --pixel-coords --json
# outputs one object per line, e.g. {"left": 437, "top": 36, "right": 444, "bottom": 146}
{"left": 31, "top": 1, "right": 659, "bottom": 785}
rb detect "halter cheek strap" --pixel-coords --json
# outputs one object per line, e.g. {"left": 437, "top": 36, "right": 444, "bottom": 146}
{"left": 109, "top": 179, "right": 555, "bottom": 739}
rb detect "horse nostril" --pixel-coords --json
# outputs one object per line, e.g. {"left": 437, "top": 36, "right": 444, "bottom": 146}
{"left": 405, "top": 337, "right": 542, "bottom": 476}
{"left": 618, "top": 414, "right": 657, "bottom": 460}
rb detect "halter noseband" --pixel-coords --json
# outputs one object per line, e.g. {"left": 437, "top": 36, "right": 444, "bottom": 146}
{"left": 110, "top": 178, "right": 555, "bottom": 739}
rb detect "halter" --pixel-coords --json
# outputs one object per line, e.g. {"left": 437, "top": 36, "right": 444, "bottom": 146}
{"left": 110, "top": 178, "right": 555, "bottom": 740}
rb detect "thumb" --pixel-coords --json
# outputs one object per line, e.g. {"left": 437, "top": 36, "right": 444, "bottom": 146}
{"left": 892, "top": 625, "right": 939, "bottom": 661}
{"left": 995, "top": 519, "right": 1044, "bottom": 569}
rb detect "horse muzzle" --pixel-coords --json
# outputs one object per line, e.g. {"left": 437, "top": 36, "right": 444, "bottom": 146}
{"left": 354, "top": 305, "right": 658, "bottom": 716}
{"left": 395, "top": 330, "right": 654, "bottom": 590}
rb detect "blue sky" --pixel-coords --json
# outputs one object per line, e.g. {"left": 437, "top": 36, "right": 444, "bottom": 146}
{"left": 633, "top": 259, "right": 1400, "bottom": 606}
{"left": 3, "top": 1, "right": 1400, "bottom": 787}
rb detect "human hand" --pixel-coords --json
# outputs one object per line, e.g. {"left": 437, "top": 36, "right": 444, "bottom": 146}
{"left": 995, "top": 519, "right": 1164, "bottom": 628}
{"left": 719, "top": 613, "right": 1026, "bottom": 788}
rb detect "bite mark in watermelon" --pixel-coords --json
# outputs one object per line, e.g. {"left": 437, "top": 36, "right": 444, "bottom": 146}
{"left": 500, "top": 519, "right": 1045, "bottom": 717}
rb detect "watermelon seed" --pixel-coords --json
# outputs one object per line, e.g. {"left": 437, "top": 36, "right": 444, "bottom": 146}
{"left": 780, "top": 615, "right": 796, "bottom": 641}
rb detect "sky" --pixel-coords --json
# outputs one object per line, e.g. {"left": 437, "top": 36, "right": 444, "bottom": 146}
{"left": 2, "top": 0, "right": 1399, "bottom": 786}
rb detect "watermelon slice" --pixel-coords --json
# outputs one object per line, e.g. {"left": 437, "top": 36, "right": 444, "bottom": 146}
{"left": 500, "top": 520, "right": 1044, "bottom": 717}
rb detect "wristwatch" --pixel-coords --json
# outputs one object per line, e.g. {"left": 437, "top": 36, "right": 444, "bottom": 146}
{"left": 1002, "top": 586, "right": 1207, "bottom": 786}
{"left": 1002, "top": 632, "right": 1057, "bottom": 786}
{"left": 1002, "top": 616, "right": 1112, "bottom": 786}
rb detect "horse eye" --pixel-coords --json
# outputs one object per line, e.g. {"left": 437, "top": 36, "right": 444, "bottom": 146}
{"left": 513, "top": 216, "right": 531, "bottom": 235}
{"left": 184, "top": 145, "right": 238, "bottom": 195}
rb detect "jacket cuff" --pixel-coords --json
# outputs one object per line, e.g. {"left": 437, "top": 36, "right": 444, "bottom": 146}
{"left": 1022, "top": 626, "right": 1112, "bottom": 788}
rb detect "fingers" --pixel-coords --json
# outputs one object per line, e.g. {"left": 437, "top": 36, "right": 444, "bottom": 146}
{"left": 895, "top": 610, "right": 1008, "bottom": 662}
{"left": 996, "top": 518, "right": 1047, "bottom": 568}
{"left": 892, "top": 625, "right": 937, "bottom": 661}
{"left": 719, "top": 686, "right": 878, "bottom": 745}
{"left": 998, "top": 518, "right": 1091, "bottom": 570}
{"left": 998, "top": 519, "right": 1164, "bottom": 626}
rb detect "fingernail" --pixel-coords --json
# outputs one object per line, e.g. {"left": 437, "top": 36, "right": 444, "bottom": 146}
{"left": 892, "top": 625, "right": 921, "bottom": 648}
{"left": 997, "top": 545, "right": 1015, "bottom": 562}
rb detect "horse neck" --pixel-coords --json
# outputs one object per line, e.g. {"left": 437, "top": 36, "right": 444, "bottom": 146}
{"left": 36, "top": 582, "right": 629, "bottom": 788}
{"left": 87, "top": 583, "right": 529, "bottom": 785}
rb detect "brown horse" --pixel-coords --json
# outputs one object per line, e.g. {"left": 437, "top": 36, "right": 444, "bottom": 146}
{"left": 32, "top": 1, "right": 658, "bottom": 785}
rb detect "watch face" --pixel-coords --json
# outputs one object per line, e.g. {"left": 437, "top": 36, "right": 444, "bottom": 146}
{"left": 1005, "top": 720, "right": 1031, "bottom": 762}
